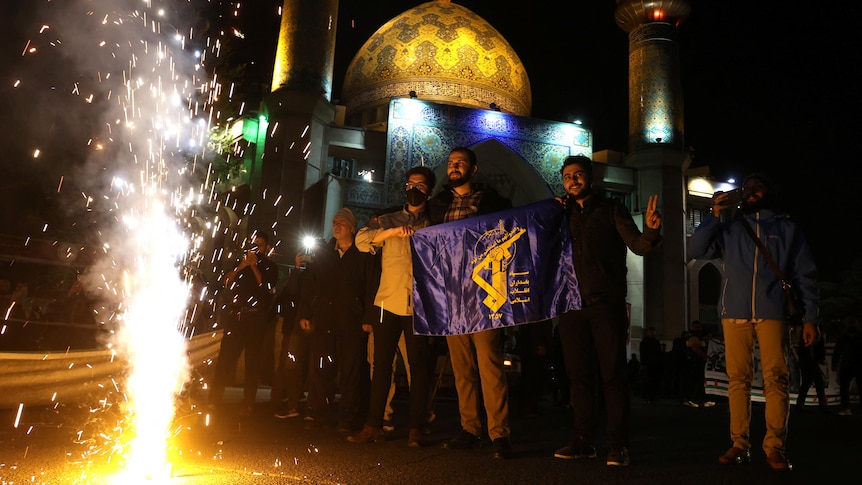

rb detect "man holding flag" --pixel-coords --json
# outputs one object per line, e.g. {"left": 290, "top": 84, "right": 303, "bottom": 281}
{"left": 413, "top": 147, "right": 582, "bottom": 458}
{"left": 427, "top": 147, "right": 514, "bottom": 459}
{"left": 553, "top": 155, "right": 662, "bottom": 467}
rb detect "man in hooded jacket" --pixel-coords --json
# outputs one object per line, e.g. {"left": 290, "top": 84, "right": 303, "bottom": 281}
{"left": 687, "top": 173, "right": 820, "bottom": 472}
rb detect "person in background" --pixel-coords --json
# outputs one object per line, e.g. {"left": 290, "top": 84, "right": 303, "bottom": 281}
{"left": 513, "top": 319, "right": 553, "bottom": 418}
{"left": 429, "top": 146, "right": 514, "bottom": 460}
{"left": 297, "top": 208, "right": 379, "bottom": 433}
{"left": 271, "top": 252, "right": 311, "bottom": 419}
{"left": 639, "top": 326, "right": 663, "bottom": 404}
{"left": 552, "top": 155, "right": 662, "bottom": 467}
{"left": 687, "top": 172, "right": 820, "bottom": 471}
{"left": 682, "top": 321, "right": 714, "bottom": 408}
{"left": 347, "top": 166, "right": 436, "bottom": 447}
{"left": 209, "top": 230, "right": 280, "bottom": 417}
{"left": 794, "top": 327, "right": 829, "bottom": 414}
{"left": 627, "top": 352, "right": 642, "bottom": 395}
{"left": 832, "top": 316, "right": 862, "bottom": 416}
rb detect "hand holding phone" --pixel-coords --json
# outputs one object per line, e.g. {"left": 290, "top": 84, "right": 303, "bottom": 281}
{"left": 711, "top": 188, "right": 743, "bottom": 216}
{"left": 723, "top": 188, "right": 743, "bottom": 207}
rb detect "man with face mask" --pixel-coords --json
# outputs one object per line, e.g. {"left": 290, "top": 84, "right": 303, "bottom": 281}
{"left": 427, "top": 147, "right": 514, "bottom": 460}
{"left": 688, "top": 172, "right": 820, "bottom": 472}
{"left": 347, "top": 166, "right": 437, "bottom": 447}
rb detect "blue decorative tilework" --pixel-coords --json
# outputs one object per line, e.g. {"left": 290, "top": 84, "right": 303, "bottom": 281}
{"left": 384, "top": 98, "right": 591, "bottom": 207}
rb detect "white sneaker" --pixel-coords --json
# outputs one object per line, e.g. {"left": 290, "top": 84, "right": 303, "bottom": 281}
{"left": 837, "top": 408, "right": 852, "bottom": 416}
{"left": 702, "top": 401, "right": 716, "bottom": 408}
{"left": 683, "top": 400, "right": 700, "bottom": 408}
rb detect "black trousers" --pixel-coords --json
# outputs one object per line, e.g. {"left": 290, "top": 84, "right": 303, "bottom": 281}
{"left": 271, "top": 325, "right": 310, "bottom": 410}
{"left": 210, "top": 308, "right": 271, "bottom": 407}
{"left": 838, "top": 365, "right": 862, "bottom": 409}
{"left": 307, "top": 326, "right": 369, "bottom": 429}
{"left": 365, "top": 310, "right": 431, "bottom": 429}
{"left": 796, "top": 358, "right": 827, "bottom": 407}
{"left": 683, "top": 358, "right": 708, "bottom": 404}
{"left": 557, "top": 297, "right": 630, "bottom": 448}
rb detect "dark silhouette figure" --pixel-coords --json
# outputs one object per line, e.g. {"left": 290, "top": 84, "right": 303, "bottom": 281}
{"left": 271, "top": 253, "right": 311, "bottom": 419}
{"left": 795, "top": 331, "right": 828, "bottom": 413}
{"left": 832, "top": 317, "right": 862, "bottom": 415}
{"left": 639, "top": 326, "right": 663, "bottom": 403}
{"left": 681, "top": 321, "right": 713, "bottom": 408}
{"left": 627, "top": 353, "right": 642, "bottom": 395}
{"left": 515, "top": 320, "right": 553, "bottom": 418}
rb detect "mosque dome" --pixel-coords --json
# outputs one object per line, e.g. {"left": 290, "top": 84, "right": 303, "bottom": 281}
{"left": 341, "top": 0, "right": 531, "bottom": 127}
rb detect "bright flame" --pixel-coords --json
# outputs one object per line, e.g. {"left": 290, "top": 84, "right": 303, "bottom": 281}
{"left": 110, "top": 201, "right": 190, "bottom": 483}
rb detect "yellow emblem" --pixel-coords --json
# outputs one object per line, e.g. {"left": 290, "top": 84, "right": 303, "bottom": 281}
{"left": 471, "top": 221, "right": 526, "bottom": 313}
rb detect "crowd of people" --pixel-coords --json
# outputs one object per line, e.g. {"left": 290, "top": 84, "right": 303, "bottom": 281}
{"left": 206, "top": 153, "right": 849, "bottom": 472}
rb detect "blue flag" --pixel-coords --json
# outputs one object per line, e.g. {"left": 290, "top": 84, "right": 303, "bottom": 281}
{"left": 411, "top": 198, "right": 581, "bottom": 336}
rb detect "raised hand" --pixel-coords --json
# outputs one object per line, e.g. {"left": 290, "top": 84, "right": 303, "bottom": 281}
{"left": 646, "top": 194, "right": 662, "bottom": 230}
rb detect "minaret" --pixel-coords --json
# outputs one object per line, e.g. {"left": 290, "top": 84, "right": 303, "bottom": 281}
{"left": 615, "top": 0, "right": 691, "bottom": 340}
{"left": 258, "top": 0, "right": 340, "bottom": 251}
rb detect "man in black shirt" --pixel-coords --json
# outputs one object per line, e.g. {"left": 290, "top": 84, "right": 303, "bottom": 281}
{"left": 552, "top": 155, "right": 662, "bottom": 467}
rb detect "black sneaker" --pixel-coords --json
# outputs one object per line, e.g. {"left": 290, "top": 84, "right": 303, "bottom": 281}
{"left": 442, "top": 430, "right": 480, "bottom": 450}
{"left": 606, "top": 446, "right": 630, "bottom": 467}
{"left": 554, "top": 441, "right": 597, "bottom": 460}
{"left": 491, "top": 437, "right": 512, "bottom": 459}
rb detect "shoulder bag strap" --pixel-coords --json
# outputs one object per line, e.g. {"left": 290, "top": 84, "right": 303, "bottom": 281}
{"left": 739, "top": 215, "right": 786, "bottom": 282}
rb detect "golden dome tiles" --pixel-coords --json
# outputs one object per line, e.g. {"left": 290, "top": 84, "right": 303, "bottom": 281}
{"left": 343, "top": 1, "right": 530, "bottom": 118}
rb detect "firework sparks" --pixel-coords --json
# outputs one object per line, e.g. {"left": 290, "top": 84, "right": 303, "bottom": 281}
{"left": 0, "top": 0, "right": 260, "bottom": 481}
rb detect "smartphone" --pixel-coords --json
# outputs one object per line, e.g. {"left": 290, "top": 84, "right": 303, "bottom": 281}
{"left": 723, "top": 188, "right": 743, "bottom": 206}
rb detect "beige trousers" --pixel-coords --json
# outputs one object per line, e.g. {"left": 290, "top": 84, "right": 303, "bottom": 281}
{"left": 446, "top": 328, "right": 510, "bottom": 440}
{"left": 722, "top": 318, "right": 790, "bottom": 455}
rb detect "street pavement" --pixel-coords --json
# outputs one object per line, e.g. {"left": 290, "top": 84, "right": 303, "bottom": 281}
{"left": 1, "top": 385, "right": 858, "bottom": 484}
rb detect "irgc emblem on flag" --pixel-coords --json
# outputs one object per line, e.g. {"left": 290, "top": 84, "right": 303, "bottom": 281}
{"left": 411, "top": 198, "right": 581, "bottom": 336}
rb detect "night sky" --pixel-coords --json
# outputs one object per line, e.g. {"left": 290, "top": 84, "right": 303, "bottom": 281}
{"left": 1, "top": 1, "right": 859, "bottom": 280}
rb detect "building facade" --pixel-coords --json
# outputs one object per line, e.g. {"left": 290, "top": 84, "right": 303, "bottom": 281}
{"left": 230, "top": 0, "right": 730, "bottom": 343}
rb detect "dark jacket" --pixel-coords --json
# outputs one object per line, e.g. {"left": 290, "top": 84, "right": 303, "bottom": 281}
{"left": 271, "top": 265, "right": 306, "bottom": 335}
{"left": 639, "top": 335, "right": 663, "bottom": 369}
{"left": 564, "top": 192, "right": 662, "bottom": 304}
{"left": 225, "top": 254, "right": 279, "bottom": 312}
{"left": 296, "top": 240, "right": 379, "bottom": 335}
{"left": 428, "top": 182, "right": 512, "bottom": 224}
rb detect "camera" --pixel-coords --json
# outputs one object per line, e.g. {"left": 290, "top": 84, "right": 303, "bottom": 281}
{"left": 247, "top": 244, "right": 260, "bottom": 255}
{"left": 723, "top": 188, "right": 744, "bottom": 207}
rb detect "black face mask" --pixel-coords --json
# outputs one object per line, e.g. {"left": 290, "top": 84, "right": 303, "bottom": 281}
{"left": 406, "top": 187, "right": 428, "bottom": 206}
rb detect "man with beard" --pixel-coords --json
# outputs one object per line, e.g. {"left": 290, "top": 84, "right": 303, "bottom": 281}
{"left": 688, "top": 173, "right": 820, "bottom": 471}
{"left": 552, "top": 155, "right": 662, "bottom": 467}
{"left": 428, "top": 147, "right": 514, "bottom": 460}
